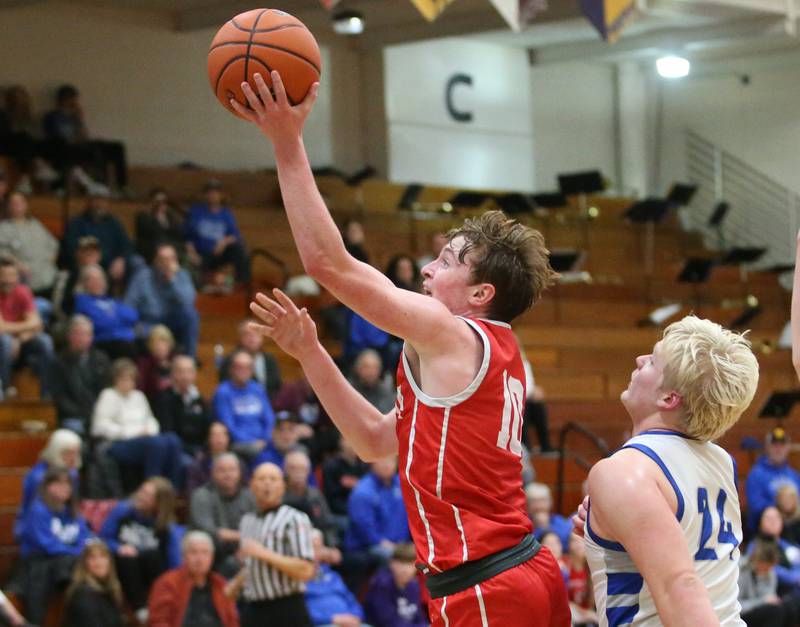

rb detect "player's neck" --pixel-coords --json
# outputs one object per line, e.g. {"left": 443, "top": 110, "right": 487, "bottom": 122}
{"left": 631, "top": 412, "right": 685, "bottom": 438}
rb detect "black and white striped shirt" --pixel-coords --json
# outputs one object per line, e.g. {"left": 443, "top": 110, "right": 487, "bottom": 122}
{"left": 239, "top": 504, "right": 314, "bottom": 601}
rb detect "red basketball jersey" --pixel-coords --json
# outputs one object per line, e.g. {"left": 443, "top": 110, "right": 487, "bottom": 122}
{"left": 395, "top": 317, "right": 532, "bottom": 574}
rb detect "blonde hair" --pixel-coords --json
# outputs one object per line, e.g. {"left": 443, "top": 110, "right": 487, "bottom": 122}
{"left": 147, "top": 324, "right": 175, "bottom": 351}
{"left": 776, "top": 483, "right": 800, "bottom": 521}
{"left": 66, "top": 540, "right": 124, "bottom": 608}
{"left": 140, "top": 477, "right": 176, "bottom": 531}
{"left": 660, "top": 316, "right": 759, "bottom": 442}
{"left": 40, "top": 429, "right": 82, "bottom": 469}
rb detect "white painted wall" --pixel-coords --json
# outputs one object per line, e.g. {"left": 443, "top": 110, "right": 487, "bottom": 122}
{"left": 385, "top": 38, "right": 535, "bottom": 191}
{"left": 0, "top": 1, "right": 333, "bottom": 170}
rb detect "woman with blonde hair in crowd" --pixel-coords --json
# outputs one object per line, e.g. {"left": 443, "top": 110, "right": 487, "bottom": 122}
{"left": 136, "top": 324, "right": 175, "bottom": 405}
{"left": 776, "top": 483, "right": 800, "bottom": 546}
{"left": 14, "top": 428, "right": 81, "bottom": 540}
{"left": 63, "top": 540, "right": 126, "bottom": 627}
{"left": 99, "top": 477, "right": 180, "bottom": 620}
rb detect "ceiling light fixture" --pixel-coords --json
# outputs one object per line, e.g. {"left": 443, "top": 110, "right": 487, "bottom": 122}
{"left": 656, "top": 55, "right": 690, "bottom": 79}
{"left": 333, "top": 10, "right": 365, "bottom": 35}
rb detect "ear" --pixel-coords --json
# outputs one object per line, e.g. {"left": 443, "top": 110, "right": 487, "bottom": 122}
{"left": 656, "top": 390, "right": 682, "bottom": 412}
{"left": 468, "top": 282, "right": 496, "bottom": 310}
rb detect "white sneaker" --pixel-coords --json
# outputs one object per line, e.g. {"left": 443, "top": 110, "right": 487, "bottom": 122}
{"left": 135, "top": 607, "right": 149, "bottom": 624}
{"left": 33, "top": 157, "right": 59, "bottom": 183}
{"left": 15, "top": 176, "right": 32, "bottom": 195}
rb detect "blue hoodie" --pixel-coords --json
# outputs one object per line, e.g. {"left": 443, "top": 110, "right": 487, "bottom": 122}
{"left": 344, "top": 473, "right": 410, "bottom": 552}
{"left": 745, "top": 455, "right": 800, "bottom": 530}
{"left": 184, "top": 203, "right": 241, "bottom": 256}
{"left": 99, "top": 500, "right": 183, "bottom": 567}
{"left": 74, "top": 294, "right": 138, "bottom": 342}
{"left": 14, "top": 461, "right": 80, "bottom": 541}
{"left": 305, "top": 563, "right": 364, "bottom": 625}
{"left": 213, "top": 380, "right": 275, "bottom": 445}
{"left": 19, "top": 497, "right": 91, "bottom": 557}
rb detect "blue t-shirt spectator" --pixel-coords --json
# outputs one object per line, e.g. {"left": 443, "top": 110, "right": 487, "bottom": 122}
{"left": 364, "top": 567, "right": 428, "bottom": 627}
{"left": 344, "top": 472, "right": 410, "bottom": 552}
{"left": 74, "top": 293, "right": 138, "bottom": 342}
{"left": 213, "top": 380, "right": 275, "bottom": 445}
{"left": 746, "top": 455, "right": 800, "bottom": 532}
{"left": 20, "top": 497, "right": 91, "bottom": 557}
{"left": 15, "top": 461, "right": 80, "bottom": 540}
{"left": 533, "top": 513, "right": 573, "bottom": 552}
{"left": 99, "top": 500, "right": 182, "bottom": 568}
{"left": 184, "top": 203, "right": 241, "bottom": 257}
{"left": 305, "top": 563, "right": 364, "bottom": 625}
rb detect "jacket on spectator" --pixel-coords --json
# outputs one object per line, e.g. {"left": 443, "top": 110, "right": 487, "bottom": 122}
{"left": 739, "top": 559, "right": 779, "bottom": 614}
{"left": 74, "top": 293, "right": 138, "bottom": 342}
{"left": 344, "top": 473, "right": 411, "bottom": 552}
{"left": 219, "top": 350, "right": 282, "bottom": 401}
{"left": 15, "top": 461, "right": 80, "bottom": 540}
{"left": 0, "top": 217, "right": 59, "bottom": 293}
{"left": 153, "top": 385, "right": 211, "bottom": 454}
{"left": 51, "top": 347, "right": 111, "bottom": 426}
{"left": 148, "top": 566, "right": 239, "bottom": 627}
{"left": 135, "top": 210, "right": 185, "bottom": 263}
{"left": 363, "top": 567, "right": 428, "bottom": 627}
{"left": 19, "top": 497, "right": 91, "bottom": 557}
{"left": 123, "top": 266, "right": 195, "bottom": 326}
{"left": 305, "top": 563, "right": 364, "bottom": 625}
{"left": 99, "top": 500, "right": 182, "bottom": 568}
{"left": 746, "top": 456, "right": 800, "bottom": 530}
{"left": 322, "top": 454, "right": 368, "bottom": 517}
{"left": 184, "top": 204, "right": 242, "bottom": 257}
{"left": 213, "top": 380, "right": 275, "bottom": 444}
{"left": 59, "top": 210, "right": 132, "bottom": 271}
{"left": 189, "top": 483, "right": 256, "bottom": 547}
{"left": 91, "top": 387, "right": 159, "bottom": 441}
{"left": 63, "top": 583, "right": 126, "bottom": 627}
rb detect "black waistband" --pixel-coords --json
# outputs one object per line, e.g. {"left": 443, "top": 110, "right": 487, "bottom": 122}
{"left": 423, "top": 534, "right": 540, "bottom": 599}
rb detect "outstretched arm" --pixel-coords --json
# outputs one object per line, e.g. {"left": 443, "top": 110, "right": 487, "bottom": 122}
{"left": 589, "top": 451, "right": 720, "bottom": 627}
{"left": 231, "top": 73, "right": 468, "bottom": 357}
{"left": 792, "top": 230, "right": 800, "bottom": 380}
{"left": 251, "top": 289, "right": 397, "bottom": 462}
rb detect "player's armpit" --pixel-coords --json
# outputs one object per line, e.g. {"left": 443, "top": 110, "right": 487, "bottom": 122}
{"left": 589, "top": 453, "right": 720, "bottom": 627}
{"left": 310, "top": 255, "right": 471, "bottom": 354}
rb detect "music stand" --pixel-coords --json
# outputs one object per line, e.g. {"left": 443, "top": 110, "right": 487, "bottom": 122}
{"left": 548, "top": 250, "right": 586, "bottom": 322}
{"left": 449, "top": 191, "right": 490, "bottom": 209}
{"left": 759, "top": 391, "right": 800, "bottom": 427}
{"left": 708, "top": 201, "right": 730, "bottom": 251}
{"left": 666, "top": 182, "right": 698, "bottom": 208}
{"left": 720, "top": 247, "right": 767, "bottom": 296}
{"left": 678, "top": 258, "right": 715, "bottom": 309}
{"left": 623, "top": 198, "right": 672, "bottom": 301}
{"left": 397, "top": 184, "right": 424, "bottom": 210}
{"left": 557, "top": 171, "right": 605, "bottom": 196}
{"left": 531, "top": 192, "right": 568, "bottom": 210}
{"left": 496, "top": 193, "right": 533, "bottom": 215}
{"left": 730, "top": 305, "right": 762, "bottom": 329}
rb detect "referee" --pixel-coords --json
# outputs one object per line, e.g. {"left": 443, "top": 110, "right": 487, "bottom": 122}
{"left": 237, "top": 462, "right": 315, "bottom": 627}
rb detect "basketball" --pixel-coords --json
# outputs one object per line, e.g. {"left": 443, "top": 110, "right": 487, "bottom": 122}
{"left": 207, "top": 8, "right": 321, "bottom": 118}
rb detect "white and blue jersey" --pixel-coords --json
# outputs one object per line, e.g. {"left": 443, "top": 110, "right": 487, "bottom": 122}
{"left": 585, "top": 430, "right": 744, "bottom": 626}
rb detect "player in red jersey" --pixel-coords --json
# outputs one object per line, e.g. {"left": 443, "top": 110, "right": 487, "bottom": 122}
{"left": 233, "top": 72, "right": 570, "bottom": 627}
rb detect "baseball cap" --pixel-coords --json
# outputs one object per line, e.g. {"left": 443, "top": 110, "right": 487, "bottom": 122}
{"left": 275, "top": 410, "right": 300, "bottom": 424}
{"left": 204, "top": 178, "right": 223, "bottom": 192}
{"left": 767, "top": 427, "right": 790, "bottom": 444}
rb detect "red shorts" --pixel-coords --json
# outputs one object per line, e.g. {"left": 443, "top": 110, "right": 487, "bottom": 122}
{"left": 427, "top": 546, "right": 570, "bottom": 627}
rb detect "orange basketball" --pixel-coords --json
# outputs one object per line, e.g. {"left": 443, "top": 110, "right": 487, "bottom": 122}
{"left": 208, "top": 8, "right": 321, "bottom": 118}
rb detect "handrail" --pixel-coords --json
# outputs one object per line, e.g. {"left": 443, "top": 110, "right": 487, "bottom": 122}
{"left": 247, "top": 248, "right": 290, "bottom": 302}
{"left": 555, "top": 421, "right": 611, "bottom": 514}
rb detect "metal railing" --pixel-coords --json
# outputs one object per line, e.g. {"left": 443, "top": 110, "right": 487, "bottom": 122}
{"left": 685, "top": 129, "right": 800, "bottom": 270}
{"left": 554, "top": 421, "right": 611, "bottom": 514}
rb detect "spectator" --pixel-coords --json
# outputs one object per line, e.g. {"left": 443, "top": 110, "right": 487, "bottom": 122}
{"left": 520, "top": 343, "right": 554, "bottom": 453}
{"left": 56, "top": 233, "right": 103, "bottom": 316}
{"left": 415, "top": 231, "right": 447, "bottom": 269}
{"left": 147, "top": 530, "right": 239, "bottom": 627}
{"left": 539, "top": 530, "right": 569, "bottom": 584}
{"left": 342, "top": 219, "right": 369, "bottom": 264}
{"left": 526, "top": 482, "right": 572, "bottom": 550}
{"left": 739, "top": 539, "right": 795, "bottom": 627}
{"left": 137, "top": 325, "right": 176, "bottom": 405}
{"left": 342, "top": 311, "right": 390, "bottom": 373}
{"left": 91, "top": 358, "right": 183, "bottom": 487}
{"left": 184, "top": 180, "right": 249, "bottom": 287}
{"left": 15, "top": 428, "right": 81, "bottom": 540}
{"left": 51, "top": 314, "right": 111, "bottom": 435}
{"left": 14, "top": 468, "right": 92, "bottom": 625}
{"left": 74, "top": 264, "right": 138, "bottom": 360}
{"left": 564, "top": 533, "right": 597, "bottom": 626}
{"left": 0, "top": 588, "right": 27, "bottom": 627}
{"left": 186, "top": 421, "right": 244, "bottom": 494}
{"left": 363, "top": 543, "right": 428, "bottom": 627}
{"left": 124, "top": 243, "right": 198, "bottom": 358}
{"left": 135, "top": 188, "right": 185, "bottom": 264}
{"left": 235, "top": 462, "right": 315, "bottom": 627}
{"left": 189, "top": 452, "right": 256, "bottom": 577}
{"left": 250, "top": 411, "right": 302, "bottom": 472}
{"left": 344, "top": 457, "right": 411, "bottom": 564}
{"left": 213, "top": 350, "right": 276, "bottom": 461}
{"left": 63, "top": 540, "right": 126, "bottom": 627}
{"left": 385, "top": 254, "right": 420, "bottom": 293}
{"left": 42, "top": 84, "right": 128, "bottom": 193}
{"left": 754, "top": 506, "right": 800, "bottom": 591}
{"left": 219, "top": 320, "right": 282, "bottom": 401}
{"left": 747, "top": 427, "right": 800, "bottom": 532}
{"left": 58, "top": 192, "right": 133, "bottom": 287}
{"left": 348, "top": 349, "right": 395, "bottom": 413}
{"left": 305, "top": 529, "right": 364, "bottom": 627}
{"left": 0, "top": 256, "right": 53, "bottom": 397}
{"left": 323, "top": 437, "right": 368, "bottom": 518}
{"left": 777, "top": 483, "right": 800, "bottom": 546}
{"left": 0, "top": 191, "right": 59, "bottom": 295}
{"left": 153, "top": 354, "right": 211, "bottom": 457}
{"left": 99, "top": 477, "right": 178, "bottom": 616}
{"left": 283, "top": 449, "right": 337, "bottom": 545}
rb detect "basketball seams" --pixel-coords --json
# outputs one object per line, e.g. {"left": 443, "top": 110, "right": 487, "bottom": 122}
{"left": 243, "top": 9, "right": 269, "bottom": 89}
{"left": 211, "top": 41, "right": 321, "bottom": 75}
{"left": 227, "top": 19, "right": 305, "bottom": 35}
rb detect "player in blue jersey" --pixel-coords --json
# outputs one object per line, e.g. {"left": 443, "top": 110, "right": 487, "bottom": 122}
{"left": 578, "top": 315, "right": 759, "bottom": 626}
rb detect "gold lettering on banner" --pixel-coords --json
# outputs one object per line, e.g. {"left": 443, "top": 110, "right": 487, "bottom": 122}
{"left": 409, "top": 0, "right": 458, "bottom": 21}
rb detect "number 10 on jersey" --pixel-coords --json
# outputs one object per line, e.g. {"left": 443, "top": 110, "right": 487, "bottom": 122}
{"left": 497, "top": 371, "right": 524, "bottom": 456}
